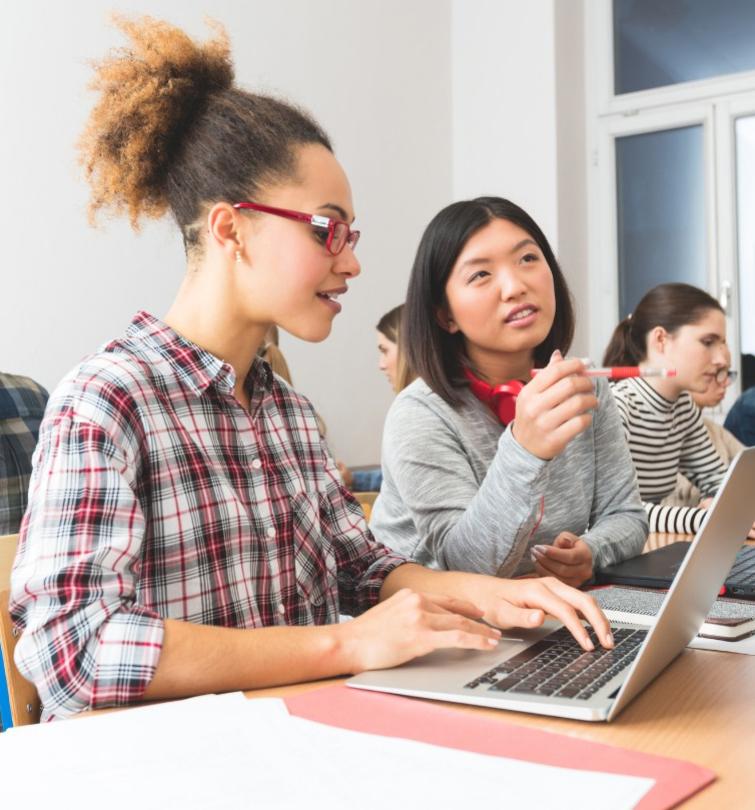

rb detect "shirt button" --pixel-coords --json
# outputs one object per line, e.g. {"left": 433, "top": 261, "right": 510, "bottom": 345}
{"left": 266, "top": 527, "right": 276, "bottom": 538}
{"left": 251, "top": 459, "right": 262, "bottom": 470}
{"left": 278, "top": 604, "right": 286, "bottom": 616}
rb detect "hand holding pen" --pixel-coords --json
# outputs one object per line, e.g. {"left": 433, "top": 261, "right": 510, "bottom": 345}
{"left": 512, "top": 351, "right": 598, "bottom": 460}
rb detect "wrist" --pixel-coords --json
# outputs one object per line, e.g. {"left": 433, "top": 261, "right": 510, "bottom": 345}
{"left": 328, "top": 619, "right": 362, "bottom": 675}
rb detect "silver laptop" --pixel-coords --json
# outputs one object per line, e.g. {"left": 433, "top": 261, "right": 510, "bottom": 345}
{"left": 348, "top": 447, "right": 755, "bottom": 722}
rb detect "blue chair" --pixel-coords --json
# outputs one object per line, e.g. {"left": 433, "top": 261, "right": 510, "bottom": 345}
{"left": 0, "top": 534, "right": 39, "bottom": 729}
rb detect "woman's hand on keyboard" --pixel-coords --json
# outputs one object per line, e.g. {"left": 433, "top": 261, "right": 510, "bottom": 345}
{"left": 477, "top": 576, "right": 614, "bottom": 652}
{"left": 338, "top": 589, "right": 503, "bottom": 673}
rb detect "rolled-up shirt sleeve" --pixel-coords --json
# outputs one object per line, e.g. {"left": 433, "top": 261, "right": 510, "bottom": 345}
{"left": 10, "top": 414, "right": 164, "bottom": 720}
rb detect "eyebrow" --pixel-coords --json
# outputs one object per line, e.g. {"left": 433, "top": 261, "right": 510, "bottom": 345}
{"left": 317, "top": 203, "right": 353, "bottom": 223}
{"left": 457, "top": 238, "right": 540, "bottom": 271}
{"left": 511, "top": 238, "right": 538, "bottom": 252}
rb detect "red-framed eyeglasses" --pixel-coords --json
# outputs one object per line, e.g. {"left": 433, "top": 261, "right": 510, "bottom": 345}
{"left": 233, "top": 201, "right": 360, "bottom": 255}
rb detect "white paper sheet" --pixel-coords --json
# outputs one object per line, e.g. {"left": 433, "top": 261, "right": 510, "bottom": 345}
{"left": 0, "top": 692, "right": 654, "bottom": 810}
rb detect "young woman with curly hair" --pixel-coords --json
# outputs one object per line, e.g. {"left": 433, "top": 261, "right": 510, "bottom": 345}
{"left": 10, "top": 16, "right": 611, "bottom": 721}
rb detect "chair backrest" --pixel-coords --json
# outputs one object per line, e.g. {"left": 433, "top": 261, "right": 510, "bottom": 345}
{"left": 0, "top": 533, "right": 40, "bottom": 727}
{"left": 354, "top": 491, "right": 379, "bottom": 523}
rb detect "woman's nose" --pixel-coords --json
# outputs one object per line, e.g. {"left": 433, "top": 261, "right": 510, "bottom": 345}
{"left": 497, "top": 267, "right": 527, "bottom": 300}
{"left": 337, "top": 245, "right": 361, "bottom": 278}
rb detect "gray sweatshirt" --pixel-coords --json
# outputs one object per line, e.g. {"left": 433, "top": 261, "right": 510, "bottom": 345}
{"left": 370, "top": 377, "right": 648, "bottom": 577}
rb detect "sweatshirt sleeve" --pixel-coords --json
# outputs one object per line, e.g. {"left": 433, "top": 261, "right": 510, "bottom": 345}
{"left": 378, "top": 393, "right": 550, "bottom": 576}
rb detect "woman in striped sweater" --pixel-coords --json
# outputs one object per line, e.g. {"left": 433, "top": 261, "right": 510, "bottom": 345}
{"left": 604, "top": 283, "right": 754, "bottom": 538}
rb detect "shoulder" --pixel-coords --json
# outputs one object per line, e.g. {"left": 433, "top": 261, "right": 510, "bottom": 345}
{"left": 385, "top": 378, "right": 465, "bottom": 433}
{"left": 0, "top": 372, "right": 48, "bottom": 419}
{"left": 42, "top": 337, "right": 169, "bottom": 447}
{"left": 610, "top": 377, "right": 640, "bottom": 402}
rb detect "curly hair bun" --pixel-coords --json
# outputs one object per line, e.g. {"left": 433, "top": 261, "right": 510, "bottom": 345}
{"left": 79, "top": 15, "right": 234, "bottom": 228}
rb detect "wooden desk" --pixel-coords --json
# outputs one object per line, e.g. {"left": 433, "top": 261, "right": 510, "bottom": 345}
{"left": 248, "top": 652, "right": 753, "bottom": 808}
{"left": 249, "top": 533, "right": 754, "bottom": 809}
{"left": 82, "top": 533, "right": 753, "bottom": 806}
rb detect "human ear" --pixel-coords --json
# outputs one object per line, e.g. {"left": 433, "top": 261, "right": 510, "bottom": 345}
{"left": 647, "top": 325, "right": 669, "bottom": 355}
{"left": 436, "top": 307, "right": 459, "bottom": 334}
{"left": 207, "top": 202, "right": 245, "bottom": 263}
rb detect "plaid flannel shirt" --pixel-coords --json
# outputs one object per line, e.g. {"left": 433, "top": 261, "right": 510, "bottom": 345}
{"left": 0, "top": 372, "right": 48, "bottom": 534}
{"left": 10, "top": 312, "right": 406, "bottom": 720}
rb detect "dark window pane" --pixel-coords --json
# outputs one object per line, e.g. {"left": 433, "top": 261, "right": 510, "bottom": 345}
{"left": 614, "top": 0, "right": 755, "bottom": 95}
{"left": 616, "top": 125, "right": 707, "bottom": 317}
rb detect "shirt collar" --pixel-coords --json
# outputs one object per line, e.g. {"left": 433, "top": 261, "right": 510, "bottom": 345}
{"left": 126, "top": 311, "right": 273, "bottom": 399}
{"left": 629, "top": 376, "right": 677, "bottom": 412}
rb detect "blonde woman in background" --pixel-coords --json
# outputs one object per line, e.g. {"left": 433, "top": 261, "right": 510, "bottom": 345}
{"left": 376, "top": 304, "right": 414, "bottom": 393}
{"left": 339, "top": 304, "right": 414, "bottom": 491}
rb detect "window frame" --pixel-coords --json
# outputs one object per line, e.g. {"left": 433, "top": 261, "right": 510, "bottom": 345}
{"left": 586, "top": 3, "right": 755, "bottom": 401}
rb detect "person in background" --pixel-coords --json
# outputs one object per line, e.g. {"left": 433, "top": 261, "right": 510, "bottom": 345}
{"left": 0, "top": 372, "right": 48, "bottom": 534}
{"left": 663, "top": 350, "right": 743, "bottom": 508}
{"left": 376, "top": 304, "right": 414, "bottom": 394}
{"left": 338, "top": 304, "right": 414, "bottom": 492}
{"left": 257, "top": 325, "right": 293, "bottom": 384}
{"left": 11, "top": 17, "right": 611, "bottom": 722}
{"left": 604, "top": 282, "right": 755, "bottom": 538}
{"left": 370, "top": 197, "right": 647, "bottom": 587}
{"left": 724, "top": 385, "right": 755, "bottom": 447}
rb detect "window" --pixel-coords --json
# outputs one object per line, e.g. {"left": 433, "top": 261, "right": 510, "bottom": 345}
{"left": 613, "top": 0, "right": 755, "bottom": 95}
{"left": 588, "top": 2, "right": 755, "bottom": 393}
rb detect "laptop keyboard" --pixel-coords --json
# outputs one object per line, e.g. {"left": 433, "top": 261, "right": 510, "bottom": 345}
{"left": 464, "top": 626, "right": 647, "bottom": 700}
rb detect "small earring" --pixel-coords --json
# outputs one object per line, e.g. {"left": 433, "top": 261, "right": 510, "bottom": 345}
{"left": 235, "top": 250, "right": 242, "bottom": 264}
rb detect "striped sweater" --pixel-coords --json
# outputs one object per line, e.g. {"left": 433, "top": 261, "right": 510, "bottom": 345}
{"left": 611, "top": 377, "right": 727, "bottom": 533}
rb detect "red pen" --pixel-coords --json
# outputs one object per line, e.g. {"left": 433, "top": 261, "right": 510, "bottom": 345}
{"left": 530, "top": 366, "right": 677, "bottom": 380}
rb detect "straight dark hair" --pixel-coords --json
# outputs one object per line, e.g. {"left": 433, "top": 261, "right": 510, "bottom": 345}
{"left": 603, "top": 283, "right": 724, "bottom": 366}
{"left": 403, "top": 197, "right": 575, "bottom": 407}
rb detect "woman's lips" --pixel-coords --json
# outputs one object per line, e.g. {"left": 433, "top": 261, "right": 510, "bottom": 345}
{"left": 505, "top": 305, "right": 538, "bottom": 328}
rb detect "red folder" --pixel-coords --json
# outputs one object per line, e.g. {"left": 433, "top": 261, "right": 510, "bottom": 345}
{"left": 286, "top": 685, "right": 714, "bottom": 810}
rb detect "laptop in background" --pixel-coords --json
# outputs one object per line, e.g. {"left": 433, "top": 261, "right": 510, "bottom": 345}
{"left": 348, "top": 448, "right": 755, "bottom": 722}
{"left": 596, "top": 542, "right": 755, "bottom": 599}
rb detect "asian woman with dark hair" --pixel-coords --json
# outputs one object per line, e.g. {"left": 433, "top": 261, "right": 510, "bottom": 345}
{"left": 370, "top": 197, "right": 647, "bottom": 586}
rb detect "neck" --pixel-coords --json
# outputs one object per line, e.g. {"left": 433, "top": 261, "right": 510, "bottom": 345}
{"left": 464, "top": 343, "right": 533, "bottom": 385}
{"left": 164, "top": 265, "right": 270, "bottom": 405}
{"left": 643, "top": 376, "right": 682, "bottom": 402}
{"left": 641, "top": 354, "right": 683, "bottom": 401}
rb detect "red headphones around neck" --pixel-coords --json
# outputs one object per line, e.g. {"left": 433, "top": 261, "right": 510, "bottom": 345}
{"left": 463, "top": 368, "right": 524, "bottom": 426}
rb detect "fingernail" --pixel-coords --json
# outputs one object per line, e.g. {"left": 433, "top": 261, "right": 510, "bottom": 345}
{"left": 584, "top": 636, "right": 594, "bottom": 651}
{"left": 551, "top": 350, "right": 562, "bottom": 361}
{"left": 530, "top": 612, "right": 541, "bottom": 623}
{"left": 605, "top": 632, "right": 614, "bottom": 647}
{"left": 487, "top": 636, "right": 499, "bottom": 646}
{"left": 533, "top": 545, "right": 548, "bottom": 555}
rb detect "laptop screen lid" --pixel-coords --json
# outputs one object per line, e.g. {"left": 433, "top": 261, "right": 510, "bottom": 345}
{"left": 607, "top": 447, "right": 755, "bottom": 720}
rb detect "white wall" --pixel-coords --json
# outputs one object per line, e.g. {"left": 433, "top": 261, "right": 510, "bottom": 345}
{"left": 451, "top": 1, "right": 559, "bottom": 244}
{"left": 1, "top": 0, "right": 588, "bottom": 464}
{"left": 0, "top": 0, "right": 453, "bottom": 465}
{"left": 451, "top": 0, "right": 589, "bottom": 357}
